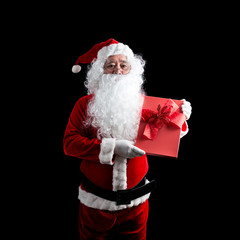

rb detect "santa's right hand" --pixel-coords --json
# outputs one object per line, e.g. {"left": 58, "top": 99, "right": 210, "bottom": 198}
{"left": 114, "top": 139, "right": 145, "bottom": 158}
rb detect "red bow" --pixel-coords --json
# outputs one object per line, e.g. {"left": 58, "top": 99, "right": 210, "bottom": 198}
{"left": 141, "top": 99, "right": 185, "bottom": 140}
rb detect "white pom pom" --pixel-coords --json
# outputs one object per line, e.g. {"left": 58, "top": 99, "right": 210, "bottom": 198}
{"left": 72, "top": 65, "right": 81, "bottom": 73}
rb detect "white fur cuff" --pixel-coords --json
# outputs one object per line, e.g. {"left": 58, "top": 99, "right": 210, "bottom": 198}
{"left": 99, "top": 138, "right": 116, "bottom": 165}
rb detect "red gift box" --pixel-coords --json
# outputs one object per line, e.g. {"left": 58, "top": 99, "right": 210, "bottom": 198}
{"left": 135, "top": 96, "right": 186, "bottom": 159}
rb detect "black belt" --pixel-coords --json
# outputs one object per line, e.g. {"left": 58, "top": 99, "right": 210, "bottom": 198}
{"left": 81, "top": 174, "right": 156, "bottom": 205}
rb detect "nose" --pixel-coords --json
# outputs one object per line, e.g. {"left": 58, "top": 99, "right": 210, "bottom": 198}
{"left": 114, "top": 67, "right": 122, "bottom": 74}
{"left": 113, "top": 63, "right": 122, "bottom": 74}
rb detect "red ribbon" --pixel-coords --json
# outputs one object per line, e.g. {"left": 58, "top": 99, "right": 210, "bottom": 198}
{"left": 141, "top": 99, "right": 185, "bottom": 140}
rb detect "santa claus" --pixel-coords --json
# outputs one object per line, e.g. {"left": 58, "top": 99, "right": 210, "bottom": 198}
{"left": 64, "top": 39, "right": 192, "bottom": 239}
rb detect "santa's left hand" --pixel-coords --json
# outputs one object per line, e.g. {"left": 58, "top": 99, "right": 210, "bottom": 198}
{"left": 181, "top": 99, "right": 192, "bottom": 120}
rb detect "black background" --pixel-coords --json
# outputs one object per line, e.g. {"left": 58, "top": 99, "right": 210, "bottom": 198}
{"left": 25, "top": 6, "right": 218, "bottom": 239}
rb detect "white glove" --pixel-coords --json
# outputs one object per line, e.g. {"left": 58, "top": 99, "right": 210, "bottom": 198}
{"left": 114, "top": 140, "right": 145, "bottom": 158}
{"left": 181, "top": 99, "right": 192, "bottom": 120}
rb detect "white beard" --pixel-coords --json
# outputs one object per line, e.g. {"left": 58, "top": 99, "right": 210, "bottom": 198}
{"left": 86, "top": 73, "right": 144, "bottom": 140}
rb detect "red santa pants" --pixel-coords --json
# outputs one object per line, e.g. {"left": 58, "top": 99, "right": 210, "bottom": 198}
{"left": 79, "top": 200, "right": 149, "bottom": 240}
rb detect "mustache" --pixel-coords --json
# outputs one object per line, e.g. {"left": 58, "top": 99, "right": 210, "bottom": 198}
{"left": 99, "top": 73, "right": 142, "bottom": 89}
{"left": 101, "top": 73, "right": 129, "bottom": 83}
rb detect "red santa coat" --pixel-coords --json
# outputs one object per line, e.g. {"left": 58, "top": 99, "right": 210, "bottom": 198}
{"left": 63, "top": 94, "right": 187, "bottom": 210}
{"left": 63, "top": 94, "right": 148, "bottom": 189}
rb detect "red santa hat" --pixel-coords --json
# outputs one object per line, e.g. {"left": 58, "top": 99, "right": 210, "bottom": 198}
{"left": 72, "top": 38, "right": 134, "bottom": 73}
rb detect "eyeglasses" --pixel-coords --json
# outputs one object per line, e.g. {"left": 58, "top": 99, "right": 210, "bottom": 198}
{"left": 104, "top": 61, "right": 130, "bottom": 74}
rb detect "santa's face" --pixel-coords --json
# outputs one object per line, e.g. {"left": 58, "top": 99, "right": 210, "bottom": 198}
{"left": 103, "top": 55, "right": 131, "bottom": 75}
{"left": 85, "top": 54, "right": 145, "bottom": 140}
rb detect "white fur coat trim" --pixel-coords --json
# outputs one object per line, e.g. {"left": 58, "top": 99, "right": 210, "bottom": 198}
{"left": 112, "top": 155, "right": 127, "bottom": 191}
{"left": 99, "top": 138, "right": 116, "bottom": 165}
{"left": 99, "top": 138, "right": 128, "bottom": 191}
{"left": 78, "top": 179, "right": 150, "bottom": 211}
